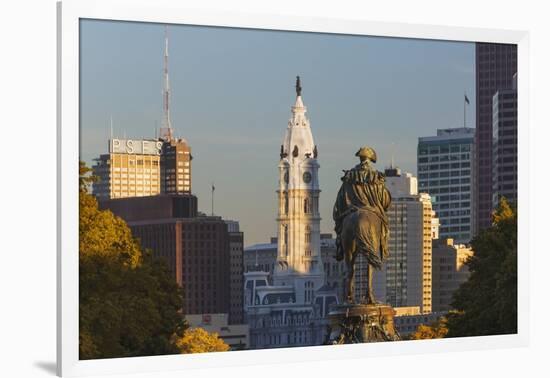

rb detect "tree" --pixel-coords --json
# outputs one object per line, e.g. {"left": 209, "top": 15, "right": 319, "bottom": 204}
{"left": 408, "top": 317, "right": 449, "bottom": 340}
{"left": 446, "top": 197, "right": 517, "bottom": 337}
{"left": 79, "top": 162, "right": 187, "bottom": 359}
{"left": 174, "top": 328, "right": 230, "bottom": 354}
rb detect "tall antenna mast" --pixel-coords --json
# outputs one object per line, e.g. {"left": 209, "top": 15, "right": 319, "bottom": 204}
{"left": 110, "top": 115, "right": 113, "bottom": 140}
{"left": 159, "top": 25, "right": 174, "bottom": 141}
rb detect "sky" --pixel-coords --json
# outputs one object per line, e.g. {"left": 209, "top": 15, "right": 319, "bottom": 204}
{"left": 80, "top": 19, "right": 475, "bottom": 246}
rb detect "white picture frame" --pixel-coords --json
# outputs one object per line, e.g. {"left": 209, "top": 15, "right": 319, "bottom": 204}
{"left": 57, "top": 0, "right": 530, "bottom": 376}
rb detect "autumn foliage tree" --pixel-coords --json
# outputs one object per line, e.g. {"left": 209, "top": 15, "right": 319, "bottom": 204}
{"left": 408, "top": 317, "right": 449, "bottom": 340}
{"left": 79, "top": 162, "right": 187, "bottom": 359}
{"left": 79, "top": 162, "right": 229, "bottom": 358}
{"left": 174, "top": 328, "right": 231, "bottom": 354}
{"left": 446, "top": 197, "right": 517, "bottom": 337}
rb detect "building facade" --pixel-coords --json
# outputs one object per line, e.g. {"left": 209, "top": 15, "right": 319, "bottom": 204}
{"left": 186, "top": 313, "right": 249, "bottom": 351}
{"left": 393, "top": 306, "right": 446, "bottom": 337}
{"left": 225, "top": 220, "right": 245, "bottom": 325}
{"left": 99, "top": 195, "right": 244, "bottom": 323}
{"left": 244, "top": 234, "right": 344, "bottom": 301}
{"left": 475, "top": 43, "right": 517, "bottom": 233}
{"left": 370, "top": 168, "right": 436, "bottom": 314}
{"left": 92, "top": 139, "right": 163, "bottom": 199}
{"left": 431, "top": 238, "right": 473, "bottom": 313}
{"left": 418, "top": 128, "right": 475, "bottom": 244}
{"left": 243, "top": 78, "right": 338, "bottom": 349}
{"left": 492, "top": 74, "right": 518, "bottom": 207}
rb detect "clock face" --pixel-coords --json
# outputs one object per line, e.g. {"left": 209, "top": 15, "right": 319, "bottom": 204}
{"left": 303, "top": 171, "right": 312, "bottom": 184}
{"left": 284, "top": 171, "right": 289, "bottom": 183}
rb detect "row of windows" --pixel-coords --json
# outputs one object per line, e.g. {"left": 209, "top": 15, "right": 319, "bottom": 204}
{"left": 433, "top": 202, "right": 471, "bottom": 210}
{"left": 427, "top": 186, "right": 470, "bottom": 194}
{"left": 418, "top": 144, "right": 471, "bottom": 155}
{"left": 418, "top": 170, "right": 470, "bottom": 179}
{"left": 434, "top": 195, "right": 471, "bottom": 203}
{"left": 420, "top": 178, "right": 470, "bottom": 188}
{"left": 440, "top": 226, "right": 470, "bottom": 233}
{"left": 418, "top": 162, "right": 470, "bottom": 171}
{"left": 112, "top": 167, "right": 159, "bottom": 173}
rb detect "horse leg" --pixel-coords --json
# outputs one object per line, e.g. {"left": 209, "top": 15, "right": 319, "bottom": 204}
{"left": 367, "top": 264, "right": 375, "bottom": 304}
{"left": 346, "top": 247, "right": 356, "bottom": 303}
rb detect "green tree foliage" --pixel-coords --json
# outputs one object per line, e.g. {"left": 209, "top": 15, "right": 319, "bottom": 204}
{"left": 408, "top": 317, "right": 449, "bottom": 340}
{"left": 446, "top": 197, "right": 517, "bottom": 337}
{"left": 174, "top": 328, "right": 230, "bottom": 354}
{"left": 79, "top": 162, "right": 187, "bottom": 359}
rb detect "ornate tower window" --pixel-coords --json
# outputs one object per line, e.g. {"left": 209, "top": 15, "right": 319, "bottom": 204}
{"left": 305, "top": 225, "right": 311, "bottom": 244}
{"left": 304, "top": 197, "right": 311, "bottom": 214}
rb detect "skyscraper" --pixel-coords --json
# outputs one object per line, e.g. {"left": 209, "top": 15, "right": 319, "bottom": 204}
{"left": 99, "top": 195, "right": 239, "bottom": 318}
{"left": 370, "top": 167, "right": 436, "bottom": 314}
{"left": 492, "top": 74, "right": 518, "bottom": 207}
{"left": 475, "top": 43, "right": 517, "bottom": 233}
{"left": 418, "top": 128, "right": 475, "bottom": 244}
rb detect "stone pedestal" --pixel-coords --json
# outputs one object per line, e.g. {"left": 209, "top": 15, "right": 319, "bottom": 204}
{"left": 326, "top": 303, "right": 400, "bottom": 344}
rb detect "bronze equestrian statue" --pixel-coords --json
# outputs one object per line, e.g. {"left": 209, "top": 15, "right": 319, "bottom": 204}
{"left": 333, "top": 146, "right": 391, "bottom": 304}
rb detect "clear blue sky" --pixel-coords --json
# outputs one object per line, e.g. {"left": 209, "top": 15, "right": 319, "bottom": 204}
{"left": 80, "top": 19, "right": 475, "bottom": 246}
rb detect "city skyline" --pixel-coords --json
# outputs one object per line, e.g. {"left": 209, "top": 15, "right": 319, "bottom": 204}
{"left": 80, "top": 19, "right": 476, "bottom": 245}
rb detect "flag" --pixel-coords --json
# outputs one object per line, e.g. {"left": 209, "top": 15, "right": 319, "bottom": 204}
{"left": 464, "top": 94, "right": 470, "bottom": 105}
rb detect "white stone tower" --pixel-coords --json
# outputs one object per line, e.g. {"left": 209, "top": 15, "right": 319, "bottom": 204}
{"left": 274, "top": 76, "right": 324, "bottom": 298}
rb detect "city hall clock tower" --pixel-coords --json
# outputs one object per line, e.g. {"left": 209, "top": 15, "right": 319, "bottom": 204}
{"left": 274, "top": 77, "right": 324, "bottom": 295}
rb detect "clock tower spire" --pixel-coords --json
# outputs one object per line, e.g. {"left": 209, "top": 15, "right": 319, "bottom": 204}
{"left": 274, "top": 77, "right": 324, "bottom": 293}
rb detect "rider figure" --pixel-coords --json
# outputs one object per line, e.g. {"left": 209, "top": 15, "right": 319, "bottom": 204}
{"left": 333, "top": 146, "right": 389, "bottom": 261}
{"left": 333, "top": 146, "right": 391, "bottom": 303}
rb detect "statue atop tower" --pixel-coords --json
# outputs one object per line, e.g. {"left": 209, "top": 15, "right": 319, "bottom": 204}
{"left": 295, "top": 75, "right": 302, "bottom": 96}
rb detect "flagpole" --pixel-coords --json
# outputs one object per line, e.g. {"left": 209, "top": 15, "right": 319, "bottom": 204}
{"left": 464, "top": 92, "right": 466, "bottom": 128}
{"left": 211, "top": 183, "right": 215, "bottom": 216}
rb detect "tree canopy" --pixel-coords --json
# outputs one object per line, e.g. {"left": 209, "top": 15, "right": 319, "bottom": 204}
{"left": 174, "top": 328, "right": 230, "bottom": 354}
{"left": 408, "top": 317, "right": 449, "bottom": 340}
{"left": 79, "top": 162, "right": 230, "bottom": 358}
{"left": 79, "top": 162, "right": 187, "bottom": 359}
{"left": 446, "top": 197, "right": 517, "bottom": 337}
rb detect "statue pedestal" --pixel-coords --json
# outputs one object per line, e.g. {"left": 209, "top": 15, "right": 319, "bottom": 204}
{"left": 326, "top": 303, "right": 400, "bottom": 344}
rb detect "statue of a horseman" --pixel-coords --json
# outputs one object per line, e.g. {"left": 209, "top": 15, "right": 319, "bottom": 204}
{"left": 333, "top": 146, "right": 391, "bottom": 304}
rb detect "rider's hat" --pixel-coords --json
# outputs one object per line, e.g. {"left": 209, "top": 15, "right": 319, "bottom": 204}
{"left": 355, "top": 146, "right": 377, "bottom": 163}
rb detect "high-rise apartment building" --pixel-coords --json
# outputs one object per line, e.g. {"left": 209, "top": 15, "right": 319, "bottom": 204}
{"left": 492, "top": 74, "right": 518, "bottom": 207}
{"left": 475, "top": 43, "right": 517, "bottom": 233}
{"left": 431, "top": 238, "right": 473, "bottom": 312}
{"left": 370, "top": 167, "right": 436, "bottom": 314}
{"left": 418, "top": 128, "right": 475, "bottom": 244}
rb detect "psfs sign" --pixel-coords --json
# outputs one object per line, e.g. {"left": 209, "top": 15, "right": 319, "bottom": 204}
{"left": 110, "top": 139, "right": 163, "bottom": 155}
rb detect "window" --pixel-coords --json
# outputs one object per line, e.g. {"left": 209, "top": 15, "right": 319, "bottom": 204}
{"left": 304, "top": 198, "right": 311, "bottom": 214}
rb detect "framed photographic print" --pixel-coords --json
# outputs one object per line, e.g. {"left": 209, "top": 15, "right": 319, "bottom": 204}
{"left": 57, "top": 0, "right": 529, "bottom": 376}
